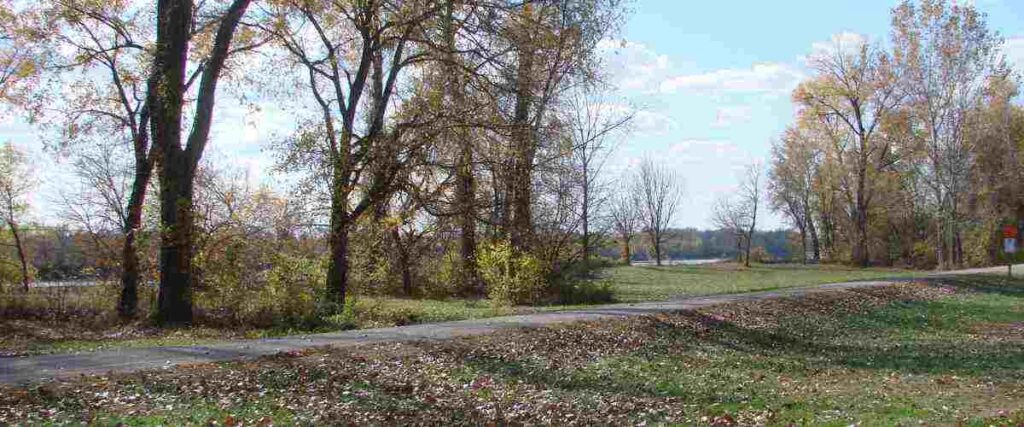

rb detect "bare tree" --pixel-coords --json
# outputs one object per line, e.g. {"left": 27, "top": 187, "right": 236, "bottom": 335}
{"left": 634, "top": 158, "right": 682, "bottom": 266}
{"left": 711, "top": 196, "right": 747, "bottom": 263}
{"left": 564, "top": 86, "right": 633, "bottom": 262}
{"left": 608, "top": 188, "right": 640, "bottom": 265}
{"left": 738, "top": 163, "right": 762, "bottom": 266}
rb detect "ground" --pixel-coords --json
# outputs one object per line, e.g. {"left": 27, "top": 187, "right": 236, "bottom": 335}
{"left": 0, "top": 263, "right": 914, "bottom": 356}
{"left": 1, "top": 275, "right": 1022, "bottom": 425}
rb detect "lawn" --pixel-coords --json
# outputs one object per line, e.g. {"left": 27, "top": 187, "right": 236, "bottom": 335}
{"left": 0, "top": 262, "right": 923, "bottom": 356}
{"left": 605, "top": 262, "right": 918, "bottom": 302}
{"left": 2, "top": 275, "right": 1021, "bottom": 425}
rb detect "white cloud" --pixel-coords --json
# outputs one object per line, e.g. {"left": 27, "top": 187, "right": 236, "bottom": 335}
{"left": 712, "top": 106, "right": 753, "bottom": 128}
{"left": 808, "top": 31, "right": 868, "bottom": 61}
{"left": 633, "top": 110, "right": 678, "bottom": 136}
{"left": 658, "top": 63, "right": 804, "bottom": 96}
{"left": 598, "top": 39, "right": 672, "bottom": 93}
{"left": 667, "top": 139, "right": 750, "bottom": 168}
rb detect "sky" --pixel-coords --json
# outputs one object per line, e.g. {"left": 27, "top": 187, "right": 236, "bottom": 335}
{"left": 5, "top": 0, "right": 1024, "bottom": 229}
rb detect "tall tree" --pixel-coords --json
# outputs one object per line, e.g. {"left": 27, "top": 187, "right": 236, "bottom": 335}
{"left": 33, "top": 0, "right": 157, "bottom": 318}
{"left": 795, "top": 38, "right": 901, "bottom": 266}
{"left": 263, "top": 0, "right": 438, "bottom": 308}
{"left": 769, "top": 124, "right": 823, "bottom": 263}
{"left": 634, "top": 157, "right": 682, "bottom": 266}
{"left": 608, "top": 188, "right": 639, "bottom": 265}
{"left": 564, "top": 86, "right": 632, "bottom": 262}
{"left": 711, "top": 196, "right": 747, "bottom": 263}
{"left": 738, "top": 163, "right": 762, "bottom": 267}
{"left": 149, "top": 0, "right": 253, "bottom": 324}
{"left": 891, "top": 0, "right": 1002, "bottom": 269}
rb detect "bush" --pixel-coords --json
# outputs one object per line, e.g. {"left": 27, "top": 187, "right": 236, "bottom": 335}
{"left": 554, "top": 278, "right": 614, "bottom": 305}
{"left": 478, "top": 240, "right": 544, "bottom": 305}
{"left": 420, "top": 249, "right": 461, "bottom": 299}
{"left": 963, "top": 222, "right": 996, "bottom": 267}
{"left": 258, "top": 253, "right": 327, "bottom": 327}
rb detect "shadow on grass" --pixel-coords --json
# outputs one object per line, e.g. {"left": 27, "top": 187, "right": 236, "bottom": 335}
{"left": 922, "top": 274, "right": 1024, "bottom": 298}
{"left": 462, "top": 281, "right": 1024, "bottom": 399}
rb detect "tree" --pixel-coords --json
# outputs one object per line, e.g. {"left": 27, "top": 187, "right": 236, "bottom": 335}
{"left": 0, "top": 143, "right": 33, "bottom": 291}
{"left": 32, "top": 0, "right": 157, "bottom": 319}
{"left": 891, "top": 0, "right": 1002, "bottom": 269}
{"left": 795, "top": 37, "right": 902, "bottom": 266}
{"left": 634, "top": 158, "right": 682, "bottom": 266}
{"left": 149, "top": 0, "right": 253, "bottom": 324}
{"left": 608, "top": 188, "right": 639, "bottom": 265}
{"left": 769, "top": 124, "right": 823, "bottom": 263}
{"left": 262, "top": 0, "right": 439, "bottom": 308}
{"left": 711, "top": 196, "right": 746, "bottom": 263}
{"left": 564, "top": 86, "right": 632, "bottom": 262}
{"left": 490, "top": 1, "right": 625, "bottom": 253}
{"left": 0, "top": 0, "right": 45, "bottom": 109}
{"left": 738, "top": 163, "right": 762, "bottom": 267}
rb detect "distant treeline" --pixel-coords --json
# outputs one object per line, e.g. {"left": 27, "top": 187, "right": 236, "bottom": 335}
{"left": 597, "top": 228, "right": 794, "bottom": 262}
{"left": 4, "top": 225, "right": 797, "bottom": 285}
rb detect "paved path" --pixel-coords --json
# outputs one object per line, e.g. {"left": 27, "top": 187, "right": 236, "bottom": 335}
{"left": 1, "top": 265, "right": 1019, "bottom": 385}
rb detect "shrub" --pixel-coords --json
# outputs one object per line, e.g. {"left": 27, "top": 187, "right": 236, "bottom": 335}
{"left": 554, "top": 278, "right": 614, "bottom": 305}
{"left": 259, "top": 253, "right": 327, "bottom": 327}
{"left": 420, "top": 248, "right": 461, "bottom": 299}
{"left": 477, "top": 240, "right": 544, "bottom": 305}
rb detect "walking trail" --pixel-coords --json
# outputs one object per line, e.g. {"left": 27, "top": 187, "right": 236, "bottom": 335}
{"left": 1, "top": 265, "right": 1018, "bottom": 385}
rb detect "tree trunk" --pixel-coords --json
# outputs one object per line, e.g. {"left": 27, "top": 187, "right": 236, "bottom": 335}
{"left": 653, "top": 231, "right": 662, "bottom": 266}
{"left": 118, "top": 156, "right": 153, "bottom": 319}
{"left": 798, "top": 225, "right": 808, "bottom": 264}
{"left": 397, "top": 238, "right": 413, "bottom": 297}
{"left": 853, "top": 181, "right": 870, "bottom": 266}
{"left": 150, "top": 0, "right": 250, "bottom": 324}
{"left": 808, "top": 217, "right": 821, "bottom": 263}
{"left": 456, "top": 130, "right": 479, "bottom": 295}
{"left": 736, "top": 235, "right": 743, "bottom": 263}
{"left": 8, "top": 221, "right": 29, "bottom": 292}
{"left": 581, "top": 167, "right": 590, "bottom": 263}
{"left": 621, "top": 236, "right": 631, "bottom": 265}
{"left": 508, "top": 31, "right": 535, "bottom": 253}
{"left": 151, "top": 0, "right": 192, "bottom": 324}
{"left": 156, "top": 153, "right": 195, "bottom": 324}
{"left": 326, "top": 190, "right": 350, "bottom": 307}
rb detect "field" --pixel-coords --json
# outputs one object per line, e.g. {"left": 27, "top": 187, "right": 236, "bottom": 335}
{"left": 2, "top": 275, "right": 1022, "bottom": 425}
{"left": 1, "top": 263, "right": 919, "bottom": 356}
{"left": 604, "top": 262, "right": 917, "bottom": 302}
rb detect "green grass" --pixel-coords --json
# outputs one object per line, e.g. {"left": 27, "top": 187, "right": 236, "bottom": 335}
{"left": 1, "top": 263, "right": 926, "bottom": 356}
{"left": 605, "top": 262, "right": 919, "bottom": 302}
{"left": 342, "top": 296, "right": 521, "bottom": 327}
{"left": 4, "top": 276, "right": 1022, "bottom": 425}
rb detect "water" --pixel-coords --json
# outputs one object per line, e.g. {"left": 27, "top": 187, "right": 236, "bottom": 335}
{"left": 630, "top": 258, "right": 726, "bottom": 266}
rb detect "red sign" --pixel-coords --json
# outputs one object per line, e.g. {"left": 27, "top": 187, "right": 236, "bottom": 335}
{"left": 1004, "top": 225, "right": 1018, "bottom": 239}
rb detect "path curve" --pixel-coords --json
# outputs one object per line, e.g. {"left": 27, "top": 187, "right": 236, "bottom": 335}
{"left": 1, "top": 265, "right": 1018, "bottom": 385}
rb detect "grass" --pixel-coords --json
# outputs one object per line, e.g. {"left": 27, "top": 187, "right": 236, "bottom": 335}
{"left": 2, "top": 275, "right": 1021, "bottom": 425}
{"left": 0, "top": 262, "right": 923, "bottom": 356}
{"left": 605, "top": 262, "right": 918, "bottom": 302}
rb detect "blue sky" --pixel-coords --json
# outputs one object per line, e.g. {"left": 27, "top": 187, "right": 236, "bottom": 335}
{"left": 5, "top": 0, "right": 1024, "bottom": 229}
{"left": 599, "top": 0, "right": 1024, "bottom": 228}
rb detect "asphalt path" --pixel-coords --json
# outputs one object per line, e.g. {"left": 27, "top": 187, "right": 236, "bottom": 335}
{"left": 1, "top": 264, "right": 1019, "bottom": 385}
